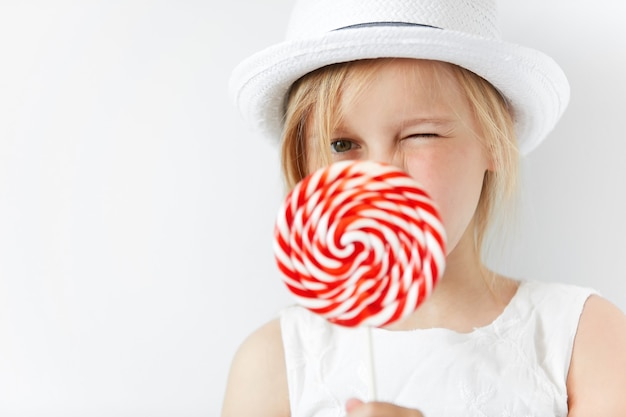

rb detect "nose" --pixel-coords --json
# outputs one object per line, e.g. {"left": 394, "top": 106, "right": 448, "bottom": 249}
{"left": 365, "top": 142, "right": 405, "bottom": 172}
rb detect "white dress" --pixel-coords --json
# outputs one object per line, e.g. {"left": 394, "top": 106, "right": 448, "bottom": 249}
{"left": 280, "top": 280, "right": 596, "bottom": 417}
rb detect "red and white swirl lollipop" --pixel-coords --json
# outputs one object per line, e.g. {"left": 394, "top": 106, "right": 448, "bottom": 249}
{"left": 274, "top": 160, "right": 446, "bottom": 328}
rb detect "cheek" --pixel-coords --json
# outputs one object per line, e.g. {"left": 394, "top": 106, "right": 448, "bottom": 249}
{"left": 405, "top": 154, "right": 487, "bottom": 252}
{"left": 437, "top": 171, "right": 485, "bottom": 251}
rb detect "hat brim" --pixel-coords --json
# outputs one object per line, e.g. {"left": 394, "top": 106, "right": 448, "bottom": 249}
{"left": 230, "top": 25, "right": 569, "bottom": 155}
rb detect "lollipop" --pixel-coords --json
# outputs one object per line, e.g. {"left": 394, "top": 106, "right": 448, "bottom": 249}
{"left": 274, "top": 160, "right": 446, "bottom": 328}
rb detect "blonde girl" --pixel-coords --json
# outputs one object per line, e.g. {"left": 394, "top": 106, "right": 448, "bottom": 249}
{"left": 223, "top": 1, "right": 626, "bottom": 416}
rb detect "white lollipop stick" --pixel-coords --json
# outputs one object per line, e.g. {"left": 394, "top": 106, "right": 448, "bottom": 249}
{"left": 366, "top": 326, "right": 378, "bottom": 401}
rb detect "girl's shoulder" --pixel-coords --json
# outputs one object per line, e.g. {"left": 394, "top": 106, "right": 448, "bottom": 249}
{"left": 507, "top": 280, "right": 597, "bottom": 330}
{"left": 221, "top": 318, "right": 290, "bottom": 417}
{"left": 492, "top": 280, "right": 596, "bottom": 331}
{"left": 567, "top": 294, "right": 626, "bottom": 416}
{"left": 516, "top": 279, "right": 596, "bottom": 303}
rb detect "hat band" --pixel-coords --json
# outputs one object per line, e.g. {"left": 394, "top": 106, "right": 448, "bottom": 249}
{"left": 334, "top": 21, "right": 441, "bottom": 31}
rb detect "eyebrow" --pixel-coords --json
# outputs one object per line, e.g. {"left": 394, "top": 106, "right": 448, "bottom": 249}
{"left": 398, "top": 117, "right": 456, "bottom": 127}
{"left": 334, "top": 118, "right": 455, "bottom": 133}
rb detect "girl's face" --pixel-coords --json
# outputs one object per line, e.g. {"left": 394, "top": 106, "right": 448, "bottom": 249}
{"left": 306, "top": 59, "right": 492, "bottom": 256}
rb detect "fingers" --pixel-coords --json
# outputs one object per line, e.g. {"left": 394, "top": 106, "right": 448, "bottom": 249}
{"left": 345, "top": 398, "right": 425, "bottom": 417}
{"left": 346, "top": 398, "right": 365, "bottom": 413}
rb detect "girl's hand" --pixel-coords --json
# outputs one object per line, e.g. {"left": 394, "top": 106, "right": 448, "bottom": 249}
{"left": 345, "top": 398, "right": 425, "bottom": 417}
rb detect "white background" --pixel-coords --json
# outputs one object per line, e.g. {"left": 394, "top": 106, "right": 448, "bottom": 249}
{"left": 0, "top": 1, "right": 624, "bottom": 416}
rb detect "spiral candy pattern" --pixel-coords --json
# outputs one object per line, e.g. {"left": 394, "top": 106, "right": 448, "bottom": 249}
{"left": 274, "top": 160, "right": 446, "bottom": 327}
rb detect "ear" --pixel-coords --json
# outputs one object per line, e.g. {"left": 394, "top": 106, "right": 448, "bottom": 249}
{"left": 487, "top": 156, "right": 496, "bottom": 172}
{"left": 484, "top": 146, "right": 496, "bottom": 173}
{"left": 484, "top": 149, "right": 496, "bottom": 174}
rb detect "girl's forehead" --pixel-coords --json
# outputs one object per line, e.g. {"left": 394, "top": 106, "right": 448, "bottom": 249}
{"left": 339, "top": 59, "right": 462, "bottom": 99}
{"left": 336, "top": 59, "right": 466, "bottom": 114}
{"left": 302, "top": 58, "right": 473, "bottom": 141}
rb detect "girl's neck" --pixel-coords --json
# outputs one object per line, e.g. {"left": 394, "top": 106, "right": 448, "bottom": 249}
{"left": 385, "top": 226, "right": 518, "bottom": 332}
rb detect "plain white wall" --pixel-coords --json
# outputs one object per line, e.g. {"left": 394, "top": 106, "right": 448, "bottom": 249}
{"left": 0, "top": 1, "right": 624, "bottom": 416}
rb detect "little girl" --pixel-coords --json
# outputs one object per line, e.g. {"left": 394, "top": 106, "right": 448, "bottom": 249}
{"left": 223, "top": 1, "right": 626, "bottom": 416}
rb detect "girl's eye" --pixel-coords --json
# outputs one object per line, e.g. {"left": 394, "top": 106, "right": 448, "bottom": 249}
{"left": 409, "top": 133, "right": 438, "bottom": 139}
{"left": 330, "top": 139, "right": 355, "bottom": 153}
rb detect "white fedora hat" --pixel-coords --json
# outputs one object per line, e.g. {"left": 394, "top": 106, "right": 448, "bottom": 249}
{"left": 230, "top": 0, "right": 570, "bottom": 155}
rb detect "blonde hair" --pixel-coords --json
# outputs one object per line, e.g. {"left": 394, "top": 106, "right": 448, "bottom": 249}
{"left": 280, "top": 59, "right": 518, "bottom": 255}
